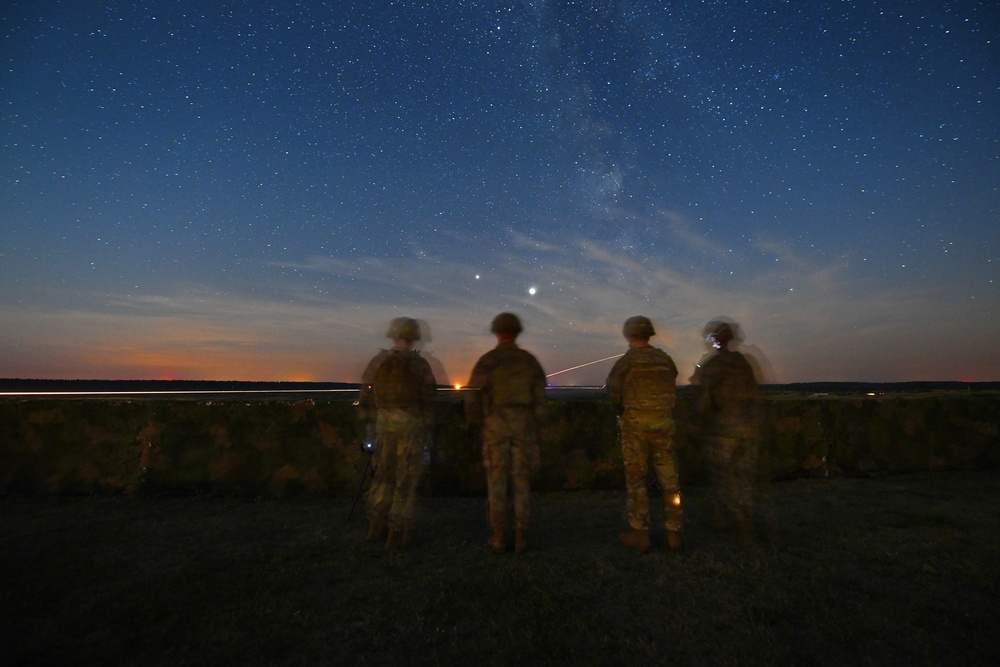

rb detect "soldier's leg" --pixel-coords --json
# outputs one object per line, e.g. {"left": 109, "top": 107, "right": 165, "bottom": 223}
{"left": 510, "top": 413, "right": 535, "bottom": 530}
{"left": 621, "top": 419, "right": 651, "bottom": 530}
{"left": 729, "top": 433, "right": 760, "bottom": 538}
{"left": 617, "top": 419, "right": 652, "bottom": 551}
{"left": 401, "top": 432, "right": 428, "bottom": 524}
{"left": 510, "top": 461, "right": 531, "bottom": 527}
{"left": 650, "top": 428, "right": 683, "bottom": 534}
{"left": 366, "top": 429, "right": 398, "bottom": 538}
{"left": 388, "top": 424, "right": 424, "bottom": 522}
{"left": 705, "top": 433, "right": 732, "bottom": 529}
{"left": 386, "top": 423, "right": 427, "bottom": 549}
{"left": 510, "top": 422, "right": 536, "bottom": 552}
{"left": 483, "top": 418, "right": 511, "bottom": 550}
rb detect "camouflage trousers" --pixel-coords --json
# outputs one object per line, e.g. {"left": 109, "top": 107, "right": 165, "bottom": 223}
{"left": 482, "top": 406, "right": 541, "bottom": 533}
{"left": 366, "top": 409, "right": 427, "bottom": 526}
{"left": 705, "top": 421, "right": 759, "bottom": 518}
{"left": 620, "top": 414, "right": 683, "bottom": 532}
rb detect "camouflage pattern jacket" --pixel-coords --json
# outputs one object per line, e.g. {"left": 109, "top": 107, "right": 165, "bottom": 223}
{"left": 693, "top": 349, "right": 757, "bottom": 423}
{"left": 464, "top": 342, "right": 547, "bottom": 425}
{"left": 605, "top": 345, "right": 678, "bottom": 417}
{"left": 358, "top": 349, "right": 437, "bottom": 423}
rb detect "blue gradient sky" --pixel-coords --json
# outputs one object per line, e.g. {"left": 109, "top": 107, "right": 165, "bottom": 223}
{"left": 2, "top": 1, "right": 998, "bottom": 385}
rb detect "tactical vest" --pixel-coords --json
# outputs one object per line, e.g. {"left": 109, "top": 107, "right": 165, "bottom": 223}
{"left": 622, "top": 354, "right": 677, "bottom": 413}
{"left": 373, "top": 350, "right": 425, "bottom": 409}
{"left": 489, "top": 356, "right": 538, "bottom": 406}
{"left": 706, "top": 352, "right": 757, "bottom": 410}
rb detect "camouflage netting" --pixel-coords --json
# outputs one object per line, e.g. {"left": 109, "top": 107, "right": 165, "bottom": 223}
{"left": 1, "top": 394, "right": 998, "bottom": 496}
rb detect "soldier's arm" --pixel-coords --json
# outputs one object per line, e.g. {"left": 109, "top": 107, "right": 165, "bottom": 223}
{"left": 419, "top": 357, "right": 437, "bottom": 422}
{"left": 696, "top": 363, "right": 716, "bottom": 416}
{"left": 737, "top": 353, "right": 760, "bottom": 407}
{"left": 666, "top": 355, "right": 679, "bottom": 382}
{"left": 464, "top": 356, "right": 492, "bottom": 425}
{"left": 605, "top": 356, "right": 627, "bottom": 414}
{"left": 531, "top": 355, "right": 548, "bottom": 423}
{"left": 357, "top": 351, "right": 387, "bottom": 423}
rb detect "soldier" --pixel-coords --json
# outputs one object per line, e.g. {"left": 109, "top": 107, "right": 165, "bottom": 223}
{"left": 465, "top": 312, "right": 547, "bottom": 554}
{"left": 690, "top": 319, "right": 759, "bottom": 540}
{"left": 357, "top": 317, "right": 437, "bottom": 550}
{"left": 606, "top": 316, "right": 682, "bottom": 552}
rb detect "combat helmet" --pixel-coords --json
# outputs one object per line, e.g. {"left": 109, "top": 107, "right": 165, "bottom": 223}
{"left": 490, "top": 312, "right": 523, "bottom": 335}
{"left": 622, "top": 316, "right": 656, "bottom": 339}
{"left": 386, "top": 317, "right": 421, "bottom": 342}
{"left": 703, "top": 318, "right": 742, "bottom": 346}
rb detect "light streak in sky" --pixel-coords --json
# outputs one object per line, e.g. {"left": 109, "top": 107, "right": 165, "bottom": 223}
{"left": 545, "top": 354, "right": 623, "bottom": 379}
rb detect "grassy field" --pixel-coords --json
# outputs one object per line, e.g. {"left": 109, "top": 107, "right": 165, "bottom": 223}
{"left": 3, "top": 470, "right": 999, "bottom": 666}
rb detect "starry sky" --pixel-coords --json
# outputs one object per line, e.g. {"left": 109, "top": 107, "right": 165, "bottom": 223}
{"left": 2, "top": 0, "right": 998, "bottom": 386}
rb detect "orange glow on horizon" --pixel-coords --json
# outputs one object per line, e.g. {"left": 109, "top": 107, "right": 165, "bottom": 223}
{"left": 58, "top": 346, "right": 342, "bottom": 383}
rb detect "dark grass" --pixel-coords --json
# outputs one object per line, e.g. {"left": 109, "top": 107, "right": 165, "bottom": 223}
{"left": 3, "top": 471, "right": 999, "bottom": 666}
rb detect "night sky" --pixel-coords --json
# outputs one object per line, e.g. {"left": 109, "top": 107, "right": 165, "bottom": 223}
{"left": 2, "top": 1, "right": 998, "bottom": 386}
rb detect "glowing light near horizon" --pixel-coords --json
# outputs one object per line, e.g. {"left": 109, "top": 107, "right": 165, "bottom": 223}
{"left": 528, "top": 286, "right": 537, "bottom": 295}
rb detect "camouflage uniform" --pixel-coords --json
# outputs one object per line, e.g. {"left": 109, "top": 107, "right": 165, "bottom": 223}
{"left": 465, "top": 342, "right": 547, "bottom": 538}
{"left": 693, "top": 349, "right": 759, "bottom": 524}
{"left": 358, "top": 348, "right": 437, "bottom": 527}
{"left": 606, "top": 345, "right": 682, "bottom": 532}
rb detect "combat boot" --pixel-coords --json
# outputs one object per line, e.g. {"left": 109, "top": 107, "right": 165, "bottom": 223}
{"left": 366, "top": 517, "right": 387, "bottom": 542}
{"left": 618, "top": 528, "right": 651, "bottom": 552}
{"left": 514, "top": 526, "right": 527, "bottom": 553}
{"left": 488, "top": 527, "right": 507, "bottom": 554}
{"left": 666, "top": 529, "right": 682, "bottom": 551}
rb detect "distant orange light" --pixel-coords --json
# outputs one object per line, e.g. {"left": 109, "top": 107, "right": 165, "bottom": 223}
{"left": 454, "top": 384, "right": 462, "bottom": 390}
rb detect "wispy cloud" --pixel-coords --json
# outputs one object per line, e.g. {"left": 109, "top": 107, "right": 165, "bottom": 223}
{"left": 1, "top": 215, "right": 992, "bottom": 383}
